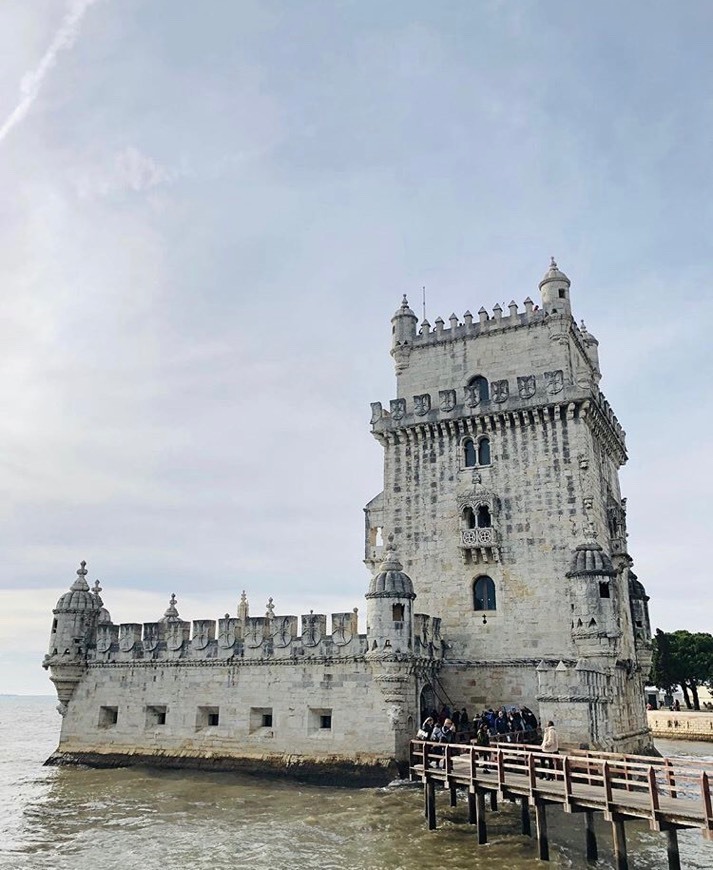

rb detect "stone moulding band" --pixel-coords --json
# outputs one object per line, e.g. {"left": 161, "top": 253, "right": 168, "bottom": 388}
{"left": 86, "top": 654, "right": 443, "bottom": 669}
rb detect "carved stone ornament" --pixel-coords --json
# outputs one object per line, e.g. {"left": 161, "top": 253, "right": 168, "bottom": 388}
{"left": 96, "top": 627, "right": 111, "bottom": 654}
{"left": 370, "top": 402, "right": 383, "bottom": 424}
{"left": 166, "top": 623, "right": 185, "bottom": 652}
{"left": 302, "top": 612, "right": 323, "bottom": 647}
{"left": 491, "top": 379, "right": 509, "bottom": 403}
{"left": 192, "top": 622, "right": 212, "bottom": 651}
{"left": 517, "top": 375, "right": 536, "bottom": 399}
{"left": 545, "top": 369, "right": 564, "bottom": 395}
{"left": 119, "top": 625, "right": 137, "bottom": 653}
{"left": 273, "top": 616, "right": 296, "bottom": 648}
{"left": 244, "top": 618, "right": 266, "bottom": 649}
{"left": 218, "top": 618, "right": 239, "bottom": 649}
{"left": 413, "top": 393, "right": 431, "bottom": 416}
{"left": 332, "top": 613, "right": 353, "bottom": 646}
{"left": 439, "top": 389, "right": 456, "bottom": 412}
{"left": 464, "top": 384, "right": 481, "bottom": 408}
{"left": 143, "top": 624, "right": 160, "bottom": 652}
{"left": 390, "top": 398, "right": 406, "bottom": 421}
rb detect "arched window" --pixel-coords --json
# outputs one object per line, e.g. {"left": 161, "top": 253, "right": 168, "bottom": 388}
{"left": 463, "top": 506, "right": 476, "bottom": 529}
{"left": 473, "top": 576, "right": 496, "bottom": 611}
{"left": 478, "top": 436, "right": 491, "bottom": 466}
{"left": 464, "top": 438, "right": 477, "bottom": 467}
{"left": 476, "top": 505, "right": 491, "bottom": 528}
{"left": 468, "top": 375, "right": 489, "bottom": 403}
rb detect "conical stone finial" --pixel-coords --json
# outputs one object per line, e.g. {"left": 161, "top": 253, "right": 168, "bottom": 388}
{"left": 70, "top": 561, "right": 90, "bottom": 591}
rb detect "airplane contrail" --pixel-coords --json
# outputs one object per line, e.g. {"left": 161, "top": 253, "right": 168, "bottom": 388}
{"left": 0, "top": 0, "right": 100, "bottom": 145}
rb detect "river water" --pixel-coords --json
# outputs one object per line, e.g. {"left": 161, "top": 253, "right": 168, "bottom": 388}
{"left": 2, "top": 696, "right": 712, "bottom": 870}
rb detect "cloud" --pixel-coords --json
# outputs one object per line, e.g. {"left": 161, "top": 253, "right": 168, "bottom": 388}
{"left": 73, "top": 146, "right": 180, "bottom": 199}
{"left": 0, "top": 0, "right": 99, "bottom": 146}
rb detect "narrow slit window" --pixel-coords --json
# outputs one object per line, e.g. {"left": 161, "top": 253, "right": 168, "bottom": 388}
{"left": 599, "top": 582, "right": 611, "bottom": 599}
{"left": 392, "top": 603, "right": 405, "bottom": 622}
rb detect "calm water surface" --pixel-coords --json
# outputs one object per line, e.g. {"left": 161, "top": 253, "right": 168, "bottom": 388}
{"left": 2, "top": 696, "right": 712, "bottom": 869}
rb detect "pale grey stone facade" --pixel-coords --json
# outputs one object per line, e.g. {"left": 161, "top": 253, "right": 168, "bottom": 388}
{"left": 43, "top": 260, "right": 652, "bottom": 781}
{"left": 365, "top": 260, "right": 652, "bottom": 753}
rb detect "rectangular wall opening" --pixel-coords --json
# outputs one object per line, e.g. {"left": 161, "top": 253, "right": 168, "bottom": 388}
{"left": 145, "top": 705, "right": 167, "bottom": 727}
{"left": 308, "top": 707, "right": 333, "bottom": 735}
{"left": 196, "top": 706, "right": 220, "bottom": 729}
{"left": 98, "top": 706, "right": 118, "bottom": 728}
{"left": 249, "top": 707, "right": 274, "bottom": 733}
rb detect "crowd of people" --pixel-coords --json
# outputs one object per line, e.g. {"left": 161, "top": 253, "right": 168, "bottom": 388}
{"left": 416, "top": 704, "right": 559, "bottom": 774}
{"left": 417, "top": 703, "right": 541, "bottom": 747}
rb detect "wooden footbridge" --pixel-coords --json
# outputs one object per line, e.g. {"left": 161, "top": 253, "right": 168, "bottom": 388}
{"left": 410, "top": 739, "right": 713, "bottom": 869}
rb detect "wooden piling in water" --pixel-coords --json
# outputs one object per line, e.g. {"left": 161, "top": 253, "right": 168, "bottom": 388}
{"left": 535, "top": 799, "right": 549, "bottom": 861}
{"left": 476, "top": 789, "right": 487, "bottom": 844}
{"left": 490, "top": 790, "right": 498, "bottom": 811}
{"left": 426, "top": 779, "right": 436, "bottom": 830}
{"left": 584, "top": 810, "right": 598, "bottom": 862}
{"left": 467, "top": 790, "right": 476, "bottom": 825}
{"left": 611, "top": 817, "right": 628, "bottom": 870}
{"left": 520, "top": 796, "right": 531, "bottom": 837}
{"left": 665, "top": 828, "right": 681, "bottom": 870}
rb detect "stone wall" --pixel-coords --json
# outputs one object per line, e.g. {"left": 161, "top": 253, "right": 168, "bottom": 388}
{"left": 647, "top": 711, "right": 713, "bottom": 742}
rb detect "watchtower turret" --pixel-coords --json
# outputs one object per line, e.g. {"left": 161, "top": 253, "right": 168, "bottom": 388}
{"left": 46, "top": 561, "right": 102, "bottom": 661}
{"left": 44, "top": 561, "right": 102, "bottom": 715}
{"left": 539, "top": 257, "right": 572, "bottom": 317}
{"left": 390, "top": 295, "right": 418, "bottom": 374}
{"left": 566, "top": 541, "right": 619, "bottom": 657}
{"left": 365, "top": 539, "right": 416, "bottom": 655}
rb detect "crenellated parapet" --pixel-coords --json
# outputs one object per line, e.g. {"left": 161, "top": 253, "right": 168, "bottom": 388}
{"left": 96, "top": 603, "right": 369, "bottom": 663}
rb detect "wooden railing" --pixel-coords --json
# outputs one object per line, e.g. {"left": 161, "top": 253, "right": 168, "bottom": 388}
{"left": 409, "top": 737, "right": 713, "bottom": 865}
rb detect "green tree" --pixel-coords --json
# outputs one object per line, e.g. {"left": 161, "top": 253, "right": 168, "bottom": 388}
{"left": 650, "top": 630, "right": 713, "bottom": 710}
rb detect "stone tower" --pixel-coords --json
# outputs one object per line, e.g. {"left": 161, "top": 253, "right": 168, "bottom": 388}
{"left": 366, "top": 260, "right": 652, "bottom": 752}
{"left": 44, "top": 561, "right": 103, "bottom": 715}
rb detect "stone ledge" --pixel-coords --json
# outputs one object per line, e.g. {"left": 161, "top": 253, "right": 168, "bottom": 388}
{"left": 44, "top": 748, "right": 402, "bottom": 787}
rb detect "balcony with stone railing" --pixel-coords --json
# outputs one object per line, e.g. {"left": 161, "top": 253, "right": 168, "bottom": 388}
{"left": 459, "top": 526, "right": 500, "bottom": 564}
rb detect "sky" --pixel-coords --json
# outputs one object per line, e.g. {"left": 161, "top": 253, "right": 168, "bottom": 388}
{"left": 1, "top": 0, "right": 712, "bottom": 694}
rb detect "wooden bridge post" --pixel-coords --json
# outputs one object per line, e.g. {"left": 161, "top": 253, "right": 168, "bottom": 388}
{"left": 476, "top": 789, "right": 488, "bottom": 845}
{"left": 426, "top": 779, "right": 437, "bottom": 830}
{"left": 611, "top": 817, "right": 628, "bottom": 870}
{"left": 585, "top": 810, "right": 598, "bottom": 862}
{"left": 423, "top": 779, "right": 428, "bottom": 819}
{"left": 665, "top": 828, "right": 681, "bottom": 870}
{"left": 490, "top": 790, "right": 498, "bottom": 811}
{"left": 534, "top": 799, "right": 549, "bottom": 861}
{"left": 449, "top": 784, "right": 458, "bottom": 807}
{"left": 520, "top": 796, "right": 531, "bottom": 837}
{"left": 467, "top": 790, "right": 476, "bottom": 825}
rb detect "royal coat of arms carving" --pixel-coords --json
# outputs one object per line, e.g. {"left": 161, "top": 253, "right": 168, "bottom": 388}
{"left": 491, "top": 379, "right": 509, "bottom": 403}
{"left": 439, "top": 389, "right": 456, "bottom": 412}
{"left": 464, "top": 384, "right": 481, "bottom": 407}
{"left": 413, "top": 393, "right": 431, "bottom": 416}
{"left": 390, "top": 398, "right": 406, "bottom": 420}
{"left": 545, "top": 370, "right": 564, "bottom": 394}
{"left": 517, "top": 375, "right": 536, "bottom": 399}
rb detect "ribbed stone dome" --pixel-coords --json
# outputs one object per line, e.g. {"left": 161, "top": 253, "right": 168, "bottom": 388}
{"left": 539, "top": 256, "right": 571, "bottom": 289}
{"left": 55, "top": 562, "right": 102, "bottom": 612}
{"left": 566, "top": 542, "right": 616, "bottom": 578}
{"left": 628, "top": 570, "right": 648, "bottom": 600}
{"left": 367, "top": 547, "right": 416, "bottom": 599}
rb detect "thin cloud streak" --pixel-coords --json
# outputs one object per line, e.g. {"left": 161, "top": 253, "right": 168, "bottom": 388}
{"left": 0, "top": 0, "right": 100, "bottom": 145}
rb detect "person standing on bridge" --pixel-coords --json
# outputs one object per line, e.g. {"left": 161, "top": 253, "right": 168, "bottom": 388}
{"left": 541, "top": 721, "right": 559, "bottom": 780}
